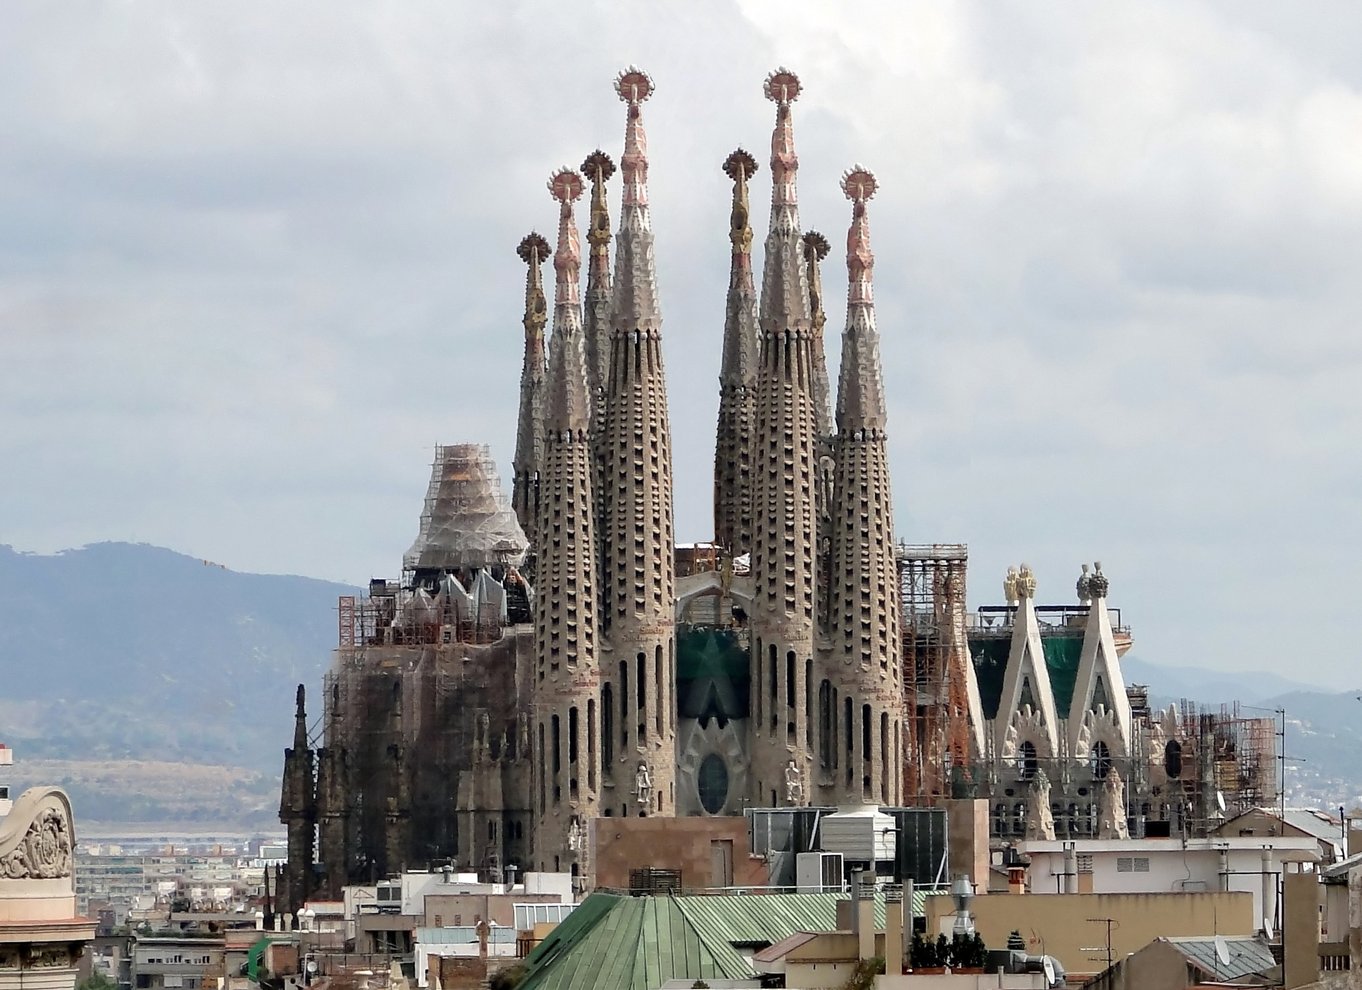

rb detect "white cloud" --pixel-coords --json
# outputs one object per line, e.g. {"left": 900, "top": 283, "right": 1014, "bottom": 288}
{"left": 1, "top": 0, "right": 1357, "bottom": 685}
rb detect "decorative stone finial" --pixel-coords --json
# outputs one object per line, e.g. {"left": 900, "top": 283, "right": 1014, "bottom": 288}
{"left": 1017, "top": 563, "right": 1037, "bottom": 600}
{"left": 763, "top": 67, "right": 802, "bottom": 105}
{"left": 1003, "top": 566, "right": 1020, "bottom": 605}
{"left": 582, "top": 149, "right": 616, "bottom": 183}
{"left": 517, "top": 231, "right": 551, "bottom": 267}
{"left": 724, "top": 149, "right": 758, "bottom": 255}
{"left": 802, "top": 230, "right": 831, "bottom": 262}
{"left": 548, "top": 167, "right": 584, "bottom": 204}
{"left": 841, "top": 165, "right": 878, "bottom": 204}
{"left": 615, "top": 65, "right": 654, "bottom": 105}
{"left": 1076, "top": 563, "right": 1092, "bottom": 605}
{"left": 1088, "top": 561, "right": 1109, "bottom": 599}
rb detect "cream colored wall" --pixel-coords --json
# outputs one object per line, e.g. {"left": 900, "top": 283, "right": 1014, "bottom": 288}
{"left": 925, "top": 891, "right": 1253, "bottom": 978}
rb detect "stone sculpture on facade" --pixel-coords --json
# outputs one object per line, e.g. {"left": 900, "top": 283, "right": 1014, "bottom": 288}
{"left": 1024, "top": 769, "right": 1057, "bottom": 841}
{"left": 1097, "top": 767, "right": 1129, "bottom": 839}
{"left": 634, "top": 761, "right": 654, "bottom": 811}
{"left": 784, "top": 760, "right": 804, "bottom": 806}
{"left": 1004, "top": 567, "right": 1020, "bottom": 605}
{"left": 1076, "top": 563, "right": 1091, "bottom": 604}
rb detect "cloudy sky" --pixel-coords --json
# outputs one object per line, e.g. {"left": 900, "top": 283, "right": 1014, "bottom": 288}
{"left": 3, "top": 2, "right": 1359, "bottom": 687}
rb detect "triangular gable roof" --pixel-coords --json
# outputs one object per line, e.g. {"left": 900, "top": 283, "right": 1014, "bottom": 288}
{"left": 995, "top": 598, "right": 1060, "bottom": 755}
{"left": 1067, "top": 599, "right": 1131, "bottom": 750}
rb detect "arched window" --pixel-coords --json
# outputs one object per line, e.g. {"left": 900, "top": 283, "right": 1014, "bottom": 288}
{"left": 818, "top": 680, "right": 833, "bottom": 769}
{"left": 1090, "top": 741, "right": 1112, "bottom": 780}
{"left": 1164, "top": 740, "right": 1183, "bottom": 780}
{"left": 1017, "top": 741, "right": 1038, "bottom": 781}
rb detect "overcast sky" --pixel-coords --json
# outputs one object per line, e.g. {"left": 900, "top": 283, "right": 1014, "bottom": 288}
{"left": 2, "top": 2, "right": 1358, "bottom": 687}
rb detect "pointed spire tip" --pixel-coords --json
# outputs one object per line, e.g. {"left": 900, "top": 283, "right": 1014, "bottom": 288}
{"left": 802, "top": 230, "right": 830, "bottom": 261}
{"left": 764, "top": 67, "right": 802, "bottom": 105}
{"left": 723, "top": 148, "right": 758, "bottom": 181}
{"left": 841, "top": 166, "right": 878, "bottom": 202}
{"left": 582, "top": 149, "right": 616, "bottom": 181}
{"left": 548, "top": 167, "right": 584, "bottom": 204}
{"left": 518, "top": 231, "right": 551, "bottom": 265}
{"left": 615, "top": 66, "right": 654, "bottom": 105}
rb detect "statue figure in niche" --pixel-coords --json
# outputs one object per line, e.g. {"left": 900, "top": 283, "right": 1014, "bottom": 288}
{"left": 784, "top": 760, "right": 804, "bottom": 806}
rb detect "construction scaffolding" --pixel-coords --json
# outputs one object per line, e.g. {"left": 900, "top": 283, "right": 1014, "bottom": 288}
{"left": 897, "top": 543, "right": 973, "bottom": 802}
{"left": 1175, "top": 700, "right": 1279, "bottom": 835}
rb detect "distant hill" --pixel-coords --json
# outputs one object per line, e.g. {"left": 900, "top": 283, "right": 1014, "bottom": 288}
{"left": 0, "top": 542, "right": 356, "bottom": 825}
{"left": 1120, "top": 654, "right": 1330, "bottom": 705}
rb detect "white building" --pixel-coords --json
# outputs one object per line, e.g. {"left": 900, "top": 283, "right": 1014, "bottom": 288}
{"left": 1019, "top": 835, "right": 1319, "bottom": 932}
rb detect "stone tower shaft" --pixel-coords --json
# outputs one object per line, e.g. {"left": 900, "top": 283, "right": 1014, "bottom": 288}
{"left": 714, "top": 149, "right": 760, "bottom": 556}
{"left": 747, "top": 69, "right": 819, "bottom": 806}
{"left": 512, "top": 233, "right": 550, "bottom": 538}
{"left": 598, "top": 67, "right": 677, "bottom": 818}
{"left": 533, "top": 167, "right": 602, "bottom": 873}
{"left": 826, "top": 167, "right": 902, "bottom": 806}
{"left": 582, "top": 150, "right": 615, "bottom": 434}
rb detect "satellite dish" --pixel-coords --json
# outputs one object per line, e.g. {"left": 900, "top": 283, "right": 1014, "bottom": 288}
{"left": 1042, "top": 957, "right": 1056, "bottom": 986}
{"left": 1216, "top": 791, "right": 1227, "bottom": 813}
{"left": 1214, "top": 935, "right": 1231, "bottom": 967}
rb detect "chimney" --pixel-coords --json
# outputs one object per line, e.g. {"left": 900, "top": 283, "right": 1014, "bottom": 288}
{"left": 884, "top": 885, "right": 904, "bottom": 975}
{"left": 1063, "top": 843, "right": 1078, "bottom": 895}
{"left": 1008, "top": 866, "right": 1026, "bottom": 895}
{"left": 857, "top": 872, "right": 876, "bottom": 963}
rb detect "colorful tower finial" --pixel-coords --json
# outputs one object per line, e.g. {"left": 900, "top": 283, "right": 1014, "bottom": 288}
{"left": 842, "top": 165, "right": 877, "bottom": 307}
{"left": 581, "top": 150, "right": 615, "bottom": 426}
{"left": 802, "top": 230, "right": 834, "bottom": 441}
{"left": 715, "top": 148, "right": 761, "bottom": 556}
{"left": 616, "top": 66, "right": 654, "bottom": 208}
{"left": 765, "top": 68, "right": 802, "bottom": 209}
{"left": 545, "top": 167, "right": 589, "bottom": 433}
{"left": 512, "top": 232, "right": 551, "bottom": 535}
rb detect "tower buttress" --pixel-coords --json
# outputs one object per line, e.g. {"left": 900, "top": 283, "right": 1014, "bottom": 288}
{"left": 598, "top": 67, "right": 677, "bottom": 817}
{"left": 827, "top": 167, "right": 903, "bottom": 805}
{"left": 512, "top": 233, "right": 550, "bottom": 538}
{"left": 748, "top": 68, "right": 819, "bottom": 805}
{"left": 582, "top": 150, "right": 616, "bottom": 433}
{"left": 714, "top": 148, "right": 760, "bottom": 556}
{"left": 279, "top": 684, "right": 316, "bottom": 917}
{"left": 533, "top": 167, "right": 602, "bottom": 875}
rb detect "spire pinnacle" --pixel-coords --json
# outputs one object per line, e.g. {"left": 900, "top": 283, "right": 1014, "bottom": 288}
{"left": 616, "top": 67, "right": 653, "bottom": 208}
{"left": 517, "top": 231, "right": 550, "bottom": 335}
{"left": 582, "top": 150, "right": 616, "bottom": 251}
{"left": 802, "top": 230, "right": 834, "bottom": 438}
{"left": 835, "top": 165, "right": 886, "bottom": 433}
{"left": 293, "top": 684, "right": 308, "bottom": 751}
{"left": 724, "top": 149, "right": 757, "bottom": 256}
{"left": 548, "top": 167, "right": 584, "bottom": 309}
{"left": 581, "top": 151, "right": 615, "bottom": 424}
{"left": 545, "top": 168, "right": 590, "bottom": 433}
{"left": 764, "top": 68, "right": 801, "bottom": 209}
{"left": 841, "top": 165, "right": 878, "bottom": 306}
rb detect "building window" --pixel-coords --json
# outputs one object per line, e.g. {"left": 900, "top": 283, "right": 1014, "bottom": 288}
{"left": 698, "top": 755, "right": 729, "bottom": 814}
{"left": 1017, "top": 741, "right": 1038, "bottom": 781}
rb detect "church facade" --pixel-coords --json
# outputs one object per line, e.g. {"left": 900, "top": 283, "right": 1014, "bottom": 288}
{"left": 278, "top": 66, "right": 1274, "bottom": 913}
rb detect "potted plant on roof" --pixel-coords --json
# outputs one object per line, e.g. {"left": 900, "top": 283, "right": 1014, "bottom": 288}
{"left": 951, "top": 932, "right": 987, "bottom": 974}
{"left": 909, "top": 933, "right": 945, "bottom": 974}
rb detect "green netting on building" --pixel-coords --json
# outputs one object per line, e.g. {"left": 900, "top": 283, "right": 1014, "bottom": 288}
{"left": 968, "top": 631, "right": 1085, "bottom": 719}
{"left": 676, "top": 625, "right": 749, "bottom": 720}
{"left": 1042, "top": 635, "right": 1083, "bottom": 713}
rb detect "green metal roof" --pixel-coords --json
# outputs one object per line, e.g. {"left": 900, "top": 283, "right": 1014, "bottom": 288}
{"left": 518, "top": 891, "right": 891, "bottom": 990}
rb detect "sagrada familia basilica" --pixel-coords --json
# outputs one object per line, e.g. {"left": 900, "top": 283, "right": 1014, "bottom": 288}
{"left": 278, "top": 67, "right": 1276, "bottom": 909}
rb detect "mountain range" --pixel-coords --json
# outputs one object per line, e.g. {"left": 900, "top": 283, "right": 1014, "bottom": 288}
{"left": 1, "top": 542, "right": 1356, "bottom": 825}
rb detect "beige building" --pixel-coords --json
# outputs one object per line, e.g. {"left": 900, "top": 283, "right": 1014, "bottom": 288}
{"left": 0, "top": 786, "right": 96, "bottom": 990}
{"left": 924, "top": 890, "right": 1255, "bottom": 980}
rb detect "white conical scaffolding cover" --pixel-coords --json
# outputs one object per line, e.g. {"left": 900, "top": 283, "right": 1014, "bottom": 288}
{"left": 403, "top": 444, "right": 528, "bottom": 570}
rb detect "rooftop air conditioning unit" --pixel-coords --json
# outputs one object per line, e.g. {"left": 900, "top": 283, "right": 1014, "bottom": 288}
{"left": 796, "top": 852, "right": 844, "bottom": 893}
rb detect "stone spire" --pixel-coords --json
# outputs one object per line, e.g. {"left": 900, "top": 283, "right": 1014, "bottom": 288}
{"left": 279, "top": 684, "right": 316, "bottom": 917}
{"left": 714, "top": 148, "right": 759, "bottom": 556}
{"left": 803, "top": 231, "right": 835, "bottom": 440}
{"left": 512, "top": 232, "right": 550, "bottom": 538}
{"left": 599, "top": 66, "right": 676, "bottom": 817}
{"left": 827, "top": 167, "right": 902, "bottom": 805}
{"left": 582, "top": 150, "right": 616, "bottom": 430}
{"left": 748, "top": 68, "right": 818, "bottom": 806}
{"left": 533, "top": 167, "right": 602, "bottom": 872}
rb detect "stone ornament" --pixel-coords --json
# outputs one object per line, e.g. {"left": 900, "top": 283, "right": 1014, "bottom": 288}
{"left": 1076, "top": 563, "right": 1091, "bottom": 604}
{"left": 1017, "top": 564, "right": 1037, "bottom": 600}
{"left": 1003, "top": 567, "right": 1019, "bottom": 605}
{"left": 1024, "top": 769, "right": 1056, "bottom": 841}
{"left": 0, "top": 787, "right": 75, "bottom": 881}
{"left": 784, "top": 759, "right": 804, "bottom": 806}
{"left": 1097, "top": 767, "right": 1129, "bottom": 839}
{"left": 633, "top": 761, "right": 654, "bottom": 809}
{"left": 1087, "top": 561, "right": 1109, "bottom": 599}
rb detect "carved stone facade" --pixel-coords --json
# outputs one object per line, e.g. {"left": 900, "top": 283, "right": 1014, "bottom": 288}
{"left": 0, "top": 787, "right": 95, "bottom": 990}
